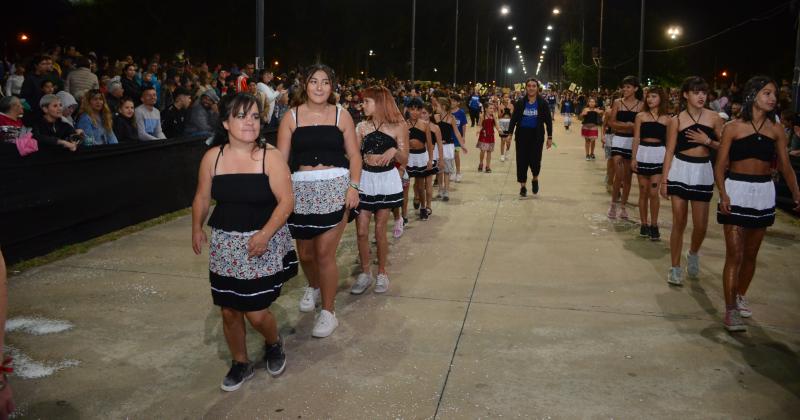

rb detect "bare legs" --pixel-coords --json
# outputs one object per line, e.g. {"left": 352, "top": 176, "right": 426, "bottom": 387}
{"left": 669, "top": 197, "right": 709, "bottom": 267}
{"left": 612, "top": 156, "right": 632, "bottom": 205}
{"left": 221, "top": 307, "right": 279, "bottom": 363}
{"left": 722, "top": 225, "right": 766, "bottom": 307}
{"left": 636, "top": 174, "right": 661, "bottom": 226}
{"left": 296, "top": 213, "right": 348, "bottom": 312}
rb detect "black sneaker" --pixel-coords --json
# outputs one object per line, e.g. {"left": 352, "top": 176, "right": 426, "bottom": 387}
{"left": 403, "top": 217, "right": 408, "bottom": 226}
{"left": 639, "top": 225, "right": 650, "bottom": 238}
{"left": 221, "top": 360, "right": 255, "bottom": 392}
{"left": 649, "top": 225, "right": 661, "bottom": 241}
{"left": 532, "top": 180, "right": 539, "bottom": 195}
{"left": 420, "top": 208, "right": 428, "bottom": 220}
{"left": 413, "top": 200, "right": 421, "bottom": 210}
{"left": 590, "top": 154, "right": 596, "bottom": 160}
{"left": 263, "top": 336, "right": 286, "bottom": 377}
{"left": 520, "top": 186, "right": 527, "bottom": 197}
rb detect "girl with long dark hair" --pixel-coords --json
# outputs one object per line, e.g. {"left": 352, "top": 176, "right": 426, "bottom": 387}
{"left": 277, "top": 64, "right": 362, "bottom": 338}
{"left": 608, "top": 76, "right": 644, "bottom": 219}
{"left": 661, "top": 76, "right": 723, "bottom": 286}
{"left": 631, "top": 86, "right": 669, "bottom": 240}
{"left": 715, "top": 76, "right": 800, "bottom": 332}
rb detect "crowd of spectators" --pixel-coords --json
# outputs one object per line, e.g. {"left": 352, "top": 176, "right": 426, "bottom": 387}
{"left": 2, "top": 44, "right": 798, "bottom": 158}
{"left": 0, "top": 46, "right": 299, "bottom": 155}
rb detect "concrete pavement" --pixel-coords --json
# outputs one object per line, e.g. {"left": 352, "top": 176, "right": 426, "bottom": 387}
{"left": 7, "top": 116, "right": 800, "bottom": 419}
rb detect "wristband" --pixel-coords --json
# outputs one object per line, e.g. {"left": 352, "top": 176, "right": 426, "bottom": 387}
{"left": 348, "top": 182, "right": 360, "bottom": 191}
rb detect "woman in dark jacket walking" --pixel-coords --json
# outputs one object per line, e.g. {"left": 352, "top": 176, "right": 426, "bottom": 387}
{"left": 508, "top": 78, "right": 554, "bottom": 197}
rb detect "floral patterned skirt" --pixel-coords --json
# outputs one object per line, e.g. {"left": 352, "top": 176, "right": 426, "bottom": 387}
{"left": 209, "top": 225, "right": 298, "bottom": 312}
{"left": 288, "top": 168, "right": 349, "bottom": 240}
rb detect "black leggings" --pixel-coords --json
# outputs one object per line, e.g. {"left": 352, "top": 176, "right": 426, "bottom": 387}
{"left": 515, "top": 128, "right": 545, "bottom": 183}
{"left": 469, "top": 108, "right": 481, "bottom": 126}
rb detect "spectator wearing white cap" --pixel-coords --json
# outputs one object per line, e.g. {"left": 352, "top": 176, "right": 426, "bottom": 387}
{"left": 56, "top": 91, "right": 78, "bottom": 127}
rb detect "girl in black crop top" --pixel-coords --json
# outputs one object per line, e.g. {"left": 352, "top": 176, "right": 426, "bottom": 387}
{"left": 275, "top": 64, "right": 362, "bottom": 338}
{"left": 630, "top": 86, "right": 671, "bottom": 240}
{"left": 608, "top": 76, "right": 644, "bottom": 220}
{"left": 713, "top": 76, "right": 800, "bottom": 332}
{"left": 661, "top": 76, "right": 724, "bottom": 288}
{"left": 352, "top": 86, "right": 409, "bottom": 295}
{"left": 192, "top": 93, "right": 297, "bottom": 387}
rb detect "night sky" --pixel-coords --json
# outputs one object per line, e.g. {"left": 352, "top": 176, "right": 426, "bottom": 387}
{"left": 5, "top": 0, "right": 797, "bottom": 87}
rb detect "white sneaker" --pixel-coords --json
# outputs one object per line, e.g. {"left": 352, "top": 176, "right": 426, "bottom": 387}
{"left": 312, "top": 310, "right": 338, "bottom": 338}
{"left": 456, "top": 173, "right": 463, "bottom": 182}
{"left": 736, "top": 294, "right": 752, "bottom": 318}
{"left": 374, "top": 273, "right": 389, "bottom": 293}
{"left": 393, "top": 218, "right": 404, "bottom": 238}
{"left": 500, "top": 155, "right": 506, "bottom": 162}
{"left": 350, "top": 272, "right": 374, "bottom": 295}
{"left": 299, "top": 287, "right": 320, "bottom": 312}
{"left": 687, "top": 252, "right": 700, "bottom": 278}
{"left": 667, "top": 267, "right": 683, "bottom": 286}
{"left": 449, "top": 174, "right": 456, "bottom": 182}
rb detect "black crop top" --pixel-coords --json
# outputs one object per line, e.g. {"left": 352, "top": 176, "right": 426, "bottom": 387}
{"left": 409, "top": 125, "right": 427, "bottom": 151}
{"left": 208, "top": 146, "right": 277, "bottom": 232}
{"left": 289, "top": 106, "right": 349, "bottom": 172}
{"left": 438, "top": 120, "right": 455, "bottom": 144}
{"left": 639, "top": 121, "right": 666, "bottom": 144}
{"left": 583, "top": 110, "right": 601, "bottom": 125}
{"left": 729, "top": 134, "right": 775, "bottom": 162}
{"left": 361, "top": 125, "right": 397, "bottom": 155}
{"left": 677, "top": 124, "right": 717, "bottom": 153}
{"left": 616, "top": 110, "right": 637, "bottom": 124}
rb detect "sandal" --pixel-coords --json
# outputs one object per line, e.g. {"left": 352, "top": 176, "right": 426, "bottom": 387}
{"left": 485, "top": 168, "right": 492, "bottom": 173}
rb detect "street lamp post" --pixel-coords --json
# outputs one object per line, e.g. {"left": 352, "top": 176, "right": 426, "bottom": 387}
{"left": 638, "top": 0, "right": 645, "bottom": 81}
{"left": 598, "top": 0, "right": 604, "bottom": 90}
{"left": 453, "top": 0, "right": 459, "bottom": 87}
{"left": 255, "top": 0, "right": 264, "bottom": 70}
{"left": 411, "top": 0, "right": 416, "bottom": 83}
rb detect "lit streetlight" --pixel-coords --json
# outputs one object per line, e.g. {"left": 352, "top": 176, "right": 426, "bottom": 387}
{"left": 515, "top": 45, "right": 520, "bottom": 49}
{"left": 507, "top": 67, "right": 514, "bottom": 74}
{"left": 507, "top": 25, "right": 513, "bottom": 30}
{"left": 547, "top": 25, "right": 553, "bottom": 30}
{"left": 666, "top": 26, "right": 682, "bottom": 40}
{"left": 500, "top": 5, "right": 509, "bottom": 15}
{"left": 543, "top": 45, "right": 548, "bottom": 49}
{"left": 19, "top": 33, "right": 29, "bottom": 42}
{"left": 512, "top": 36, "right": 517, "bottom": 41}
{"left": 545, "top": 37, "right": 550, "bottom": 42}
{"left": 721, "top": 70, "right": 728, "bottom": 77}
{"left": 553, "top": 8, "right": 560, "bottom": 15}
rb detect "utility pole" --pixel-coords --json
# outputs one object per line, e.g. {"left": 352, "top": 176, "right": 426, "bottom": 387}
{"left": 638, "top": 0, "right": 645, "bottom": 81}
{"left": 255, "top": 0, "right": 264, "bottom": 70}
{"left": 485, "top": 35, "right": 490, "bottom": 83}
{"left": 473, "top": 20, "right": 479, "bottom": 83}
{"left": 411, "top": 0, "right": 416, "bottom": 83}
{"left": 453, "top": 0, "right": 459, "bottom": 86}
{"left": 493, "top": 42, "right": 498, "bottom": 83}
{"left": 794, "top": 1, "right": 800, "bottom": 111}
{"left": 598, "top": 0, "right": 604, "bottom": 90}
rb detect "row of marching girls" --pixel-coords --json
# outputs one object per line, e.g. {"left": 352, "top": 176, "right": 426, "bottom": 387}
{"left": 403, "top": 97, "right": 468, "bottom": 216}
{"left": 192, "top": 64, "right": 400, "bottom": 392}
{"left": 606, "top": 74, "right": 800, "bottom": 333}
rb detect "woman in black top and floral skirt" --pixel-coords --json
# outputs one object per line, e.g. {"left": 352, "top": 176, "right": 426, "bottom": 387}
{"left": 192, "top": 93, "right": 298, "bottom": 392}
{"left": 277, "top": 64, "right": 362, "bottom": 339}
{"left": 350, "top": 86, "right": 409, "bottom": 295}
